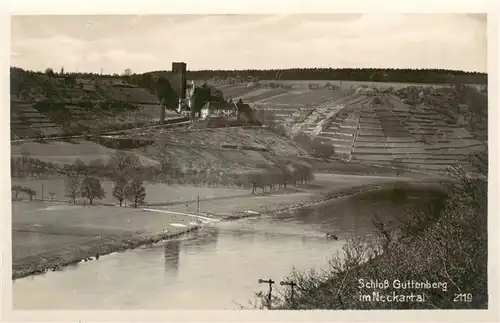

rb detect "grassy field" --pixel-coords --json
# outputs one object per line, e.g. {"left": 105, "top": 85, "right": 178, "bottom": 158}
{"left": 160, "top": 173, "right": 417, "bottom": 215}
{"left": 162, "top": 191, "right": 314, "bottom": 215}
{"left": 133, "top": 127, "right": 309, "bottom": 172}
{"left": 255, "top": 79, "right": 480, "bottom": 90}
{"left": 11, "top": 140, "right": 161, "bottom": 166}
{"left": 11, "top": 200, "right": 200, "bottom": 279}
{"left": 11, "top": 178, "right": 250, "bottom": 205}
{"left": 12, "top": 201, "right": 197, "bottom": 232}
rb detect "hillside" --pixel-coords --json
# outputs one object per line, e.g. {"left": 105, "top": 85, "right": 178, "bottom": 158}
{"left": 10, "top": 67, "right": 487, "bottom": 177}
{"left": 213, "top": 81, "right": 487, "bottom": 174}
{"left": 146, "top": 67, "right": 487, "bottom": 85}
{"left": 10, "top": 68, "right": 183, "bottom": 139}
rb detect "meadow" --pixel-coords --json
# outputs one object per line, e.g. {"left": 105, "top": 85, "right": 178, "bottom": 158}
{"left": 11, "top": 140, "right": 161, "bottom": 166}
{"left": 11, "top": 178, "right": 250, "bottom": 206}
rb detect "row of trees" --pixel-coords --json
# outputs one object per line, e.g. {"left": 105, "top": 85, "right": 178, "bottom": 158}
{"left": 11, "top": 153, "right": 60, "bottom": 178}
{"left": 12, "top": 149, "right": 317, "bottom": 205}
{"left": 244, "top": 162, "right": 314, "bottom": 194}
{"left": 64, "top": 151, "right": 147, "bottom": 207}
{"left": 11, "top": 185, "right": 37, "bottom": 201}
{"left": 150, "top": 68, "right": 486, "bottom": 85}
{"left": 63, "top": 174, "right": 145, "bottom": 208}
{"left": 11, "top": 151, "right": 148, "bottom": 208}
{"left": 13, "top": 66, "right": 487, "bottom": 84}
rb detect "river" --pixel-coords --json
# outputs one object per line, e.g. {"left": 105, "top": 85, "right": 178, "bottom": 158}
{"left": 12, "top": 186, "right": 441, "bottom": 310}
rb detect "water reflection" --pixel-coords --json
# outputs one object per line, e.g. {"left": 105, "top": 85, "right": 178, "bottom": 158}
{"left": 164, "top": 240, "right": 181, "bottom": 273}
{"left": 181, "top": 227, "right": 219, "bottom": 255}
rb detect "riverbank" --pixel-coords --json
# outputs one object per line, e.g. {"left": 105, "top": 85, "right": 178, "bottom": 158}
{"left": 12, "top": 224, "right": 199, "bottom": 280}
{"left": 221, "top": 179, "right": 447, "bottom": 221}
{"left": 12, "top": 176, "right": 446, "bottom": 280}
{"left": 261, "top": 168, "right": 488, "bottom": 310}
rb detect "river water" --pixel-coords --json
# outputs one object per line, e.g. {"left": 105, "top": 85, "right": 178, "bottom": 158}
{"left": 13, "top": 187, "right": 440, "bottom": 310}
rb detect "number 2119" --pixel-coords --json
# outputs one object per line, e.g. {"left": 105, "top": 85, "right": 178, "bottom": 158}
{"left": 453, "top": 293, "right": 473, "bottom": 302}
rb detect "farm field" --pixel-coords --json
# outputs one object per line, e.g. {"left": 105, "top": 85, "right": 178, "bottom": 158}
{"left": 12, "top": 202, "right": 197, "bottom": 233}
{"left": 222, "top": 82, "right": 487, "bottom": 174}
{"left": 11, "top": 201, "right": 200, "bottom": 273}
{"left": 160, "top": 172, "right": 416, "bottom": 215}
{"left": 11, "top": 178, "right": 250, "bottom": 206}
{"left": 255, "top": 79, "right": 483, "bottom": 90}
{"left": 11, "top": 140, "right": 161, "bottom": 166}
{"left": 12, "top": 231, "right": 94, "bottom": 263}
{"left": 161, "top": 191, "right": 313, "bottom": 215}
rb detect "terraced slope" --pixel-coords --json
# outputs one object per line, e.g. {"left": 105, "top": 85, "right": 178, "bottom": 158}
{"left": 247, "top": 85, "right": 486, "bottom": 174}
{"left": 10, "top": 69, "right": 181, "bottom": 139}
{"left": 312, "top": 94, "right": 485, "bottom": 172}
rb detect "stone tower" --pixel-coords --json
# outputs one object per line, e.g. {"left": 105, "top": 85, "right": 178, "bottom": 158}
{"left": 172, "top": 62, "right": 187, "bottom": 100}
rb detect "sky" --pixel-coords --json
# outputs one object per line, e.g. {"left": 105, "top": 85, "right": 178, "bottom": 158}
{"left": 10, "top": 14, "right": 487, "bottom": 74}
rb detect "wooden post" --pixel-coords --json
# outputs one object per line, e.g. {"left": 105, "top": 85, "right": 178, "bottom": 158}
{"left": 258, "top": 279, "right": 275, "bottom": 309}
{"left": 280, "top": 280, "right": 297, "bottom": 309}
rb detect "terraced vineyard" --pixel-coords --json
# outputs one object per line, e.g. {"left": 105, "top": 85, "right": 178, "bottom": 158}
{"left": 221, "top": 84, "right": 487, "bottom": 174}
{"left": 11, "top": 102, "right": 65, "bottom": 138}
{"left": 10, "top": 69, "right": 182, "bottom": 139}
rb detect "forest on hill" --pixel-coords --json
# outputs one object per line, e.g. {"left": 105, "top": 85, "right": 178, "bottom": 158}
{"left": 10, "top": 66, "right": 487, "bottom": 119}
{"left": 12, "top": 66, "right": 487, "bottom": 85}
{"left": 147, "top": 67, "right": 487, "bottom": 84}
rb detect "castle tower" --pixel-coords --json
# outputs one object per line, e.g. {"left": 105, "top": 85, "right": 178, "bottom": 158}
{"left": 172, "top": 62, "right": 187, "bottom": 100}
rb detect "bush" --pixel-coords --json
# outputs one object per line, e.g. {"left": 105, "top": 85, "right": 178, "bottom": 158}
{"left": 255, "top": 152, "right": 488, "bottom": 309}
{"left": 310, "top": 138, "right": 335, "bottom": 159}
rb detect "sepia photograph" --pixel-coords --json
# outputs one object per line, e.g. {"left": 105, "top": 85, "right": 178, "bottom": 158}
{"left": 3, "top": 4, "right": 496, "bottom": 319}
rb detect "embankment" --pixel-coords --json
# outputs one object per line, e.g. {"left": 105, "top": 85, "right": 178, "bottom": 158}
{"left": 12, "top": 225, "right": 199, "bottom": 280}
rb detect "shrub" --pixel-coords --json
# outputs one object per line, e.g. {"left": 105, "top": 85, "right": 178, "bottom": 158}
{"left": 255, "top": 152, "right": 488, "bottom": 309}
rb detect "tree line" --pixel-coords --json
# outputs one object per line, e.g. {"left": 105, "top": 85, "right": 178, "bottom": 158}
{"left": 63, "top": 151, "right": 147, "bottom": 207}
{"left": 11, "top": 148, "right": 316, "bottom": 205}
{"left": 147, "top": 68, "right": 487, "bottom": 85}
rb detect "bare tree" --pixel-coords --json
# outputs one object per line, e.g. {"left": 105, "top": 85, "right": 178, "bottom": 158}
{"left": 112, "top": 175, "right": 128, "bottom": 206}
{"left": 108, "top": 151, "right": 141, "bottom": 175}
{"left": 21, "top": 150, "right": 32, "bottom": 176}
{"left": 11, "top": 185, "right": 23, "bottom": 200}
{"left": 21, "top": 188, "right": 36, "bottom": 201}
{"left": 73, "top": 158, "right": 88, "bottom": 176}
{"left": 48, "top": 191, "right": 56, "bottom": 201}
{"left": 65, "top": 175, "right": 81, "bottom": 204}
{"left": 88, "top": 158, "right": 105, "bottom": 176}
{"left": 125, "top": 178, "right": 146, "bottom": 208}
{"left": 246, "top": 172, "right": 265, "bottom": 194}
{"left": 123, "top": 68, "right": 132, "bottom": 77}
{"left": 81, "top": 176, "right": 106, "bottom": 205}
